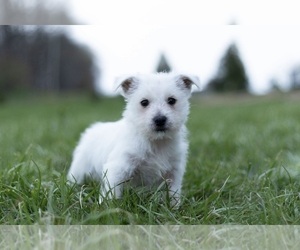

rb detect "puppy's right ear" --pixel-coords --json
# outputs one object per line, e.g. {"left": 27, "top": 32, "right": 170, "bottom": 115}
{"left": 115, "top": 75, "right": 139, "bottom": 97}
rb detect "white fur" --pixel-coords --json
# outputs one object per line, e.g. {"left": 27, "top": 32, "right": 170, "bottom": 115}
{"left": 67, "top": 72, "right": 198, "bottom": 205}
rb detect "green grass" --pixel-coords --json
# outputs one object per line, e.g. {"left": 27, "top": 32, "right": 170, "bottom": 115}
{"left": 1, "top": 93, "right": 300, "bottom": 225}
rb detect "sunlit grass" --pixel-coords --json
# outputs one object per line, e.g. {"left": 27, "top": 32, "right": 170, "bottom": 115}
{"left": 1, "top": 93, "right": 300, "bottom": 225}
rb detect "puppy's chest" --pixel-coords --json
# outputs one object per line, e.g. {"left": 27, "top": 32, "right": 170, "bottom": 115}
{"left": 128, "top": 151, "right": 173, "bottom": 186}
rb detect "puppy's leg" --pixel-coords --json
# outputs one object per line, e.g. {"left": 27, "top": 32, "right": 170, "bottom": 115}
{"left": 67, "top": 150, "right": 91, "bottom": 184}
{"left": 99, "top": 160, "right": 133, "bottom": 204}
{"left": 168, "top": 175, "right": 183, "bottom": 207}
{"left": 166, "top": 163, "right": 185, "bottom": 207}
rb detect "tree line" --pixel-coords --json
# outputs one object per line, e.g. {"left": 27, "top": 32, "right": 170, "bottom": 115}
{"left": 158, "top": 44, "right": 300, "bottom": 94}
{"left": 156, "top": 45, "right": 249, "bottom": 93}
{"left": 1, "top": 25, "right": 300, "bottom": 102}
{"left": 0, "top": 26, "right": 97, "bottom": 101}
{"left": 0, "top": 0, "right": 75, "bottom": 25}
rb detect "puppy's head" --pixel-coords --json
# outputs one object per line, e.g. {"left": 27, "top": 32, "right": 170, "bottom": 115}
{"left": 117, "top": 72, "right": 199, "bottom": 140}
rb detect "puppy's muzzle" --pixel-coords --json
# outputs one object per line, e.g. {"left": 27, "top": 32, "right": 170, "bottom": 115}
{"left": 153, "top": 115, "right": 168, "bottom": 132}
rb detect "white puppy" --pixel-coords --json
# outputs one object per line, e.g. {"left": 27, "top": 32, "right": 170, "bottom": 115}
{"left": 68, "top": 72, "right": 198, "bottom": 205}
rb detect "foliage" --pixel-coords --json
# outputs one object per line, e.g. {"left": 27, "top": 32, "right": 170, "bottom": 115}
{"left": 290, "top": 65, "right": 300, "bottom": 90}
{"left": 0, "top": 0, "right": 75, "bottom": 24}
{"left": 0, "top": 26, "right": 98, "bottom": 101}
{"left": 207, "top": 43, "right": 249, "bottom": 93}
{"left": 156, "top": 53, "right": 171, "bottom": 73}
{"left": 1, "top": 94, "right": 300, "bottom": 225}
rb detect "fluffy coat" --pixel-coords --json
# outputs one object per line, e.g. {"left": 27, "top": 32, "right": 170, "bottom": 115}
{"left": 67, "top": 72, "right": 198, "bottom": 205}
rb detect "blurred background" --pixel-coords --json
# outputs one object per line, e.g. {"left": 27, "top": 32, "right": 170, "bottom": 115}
{"left": 1, "top": 0, "right": 300, "bottom": 100}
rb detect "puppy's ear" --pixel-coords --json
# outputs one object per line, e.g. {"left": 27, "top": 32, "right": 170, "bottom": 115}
{"left": 176, "top": 74, "right": 200, "bottom": 91}
{"left": 115, "top": 75, "right": 139, "bottom": 97}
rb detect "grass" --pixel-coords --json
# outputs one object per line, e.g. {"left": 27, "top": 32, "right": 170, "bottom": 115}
{"left": 1, "top": 92, "right": 300, "bottom": 225}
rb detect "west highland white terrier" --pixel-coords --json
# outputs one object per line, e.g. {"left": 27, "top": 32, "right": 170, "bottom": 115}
{"left": 67, "top": 72, "right": 198, "bottom": 206}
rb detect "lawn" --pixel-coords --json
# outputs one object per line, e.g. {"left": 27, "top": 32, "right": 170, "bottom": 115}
{"left": 1, "top": 93, "right": 300, "bottom": 225}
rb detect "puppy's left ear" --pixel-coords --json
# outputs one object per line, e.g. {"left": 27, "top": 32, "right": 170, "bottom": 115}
{"left": 176, "top": 74, "right": 200, "bottom": 93}
{"left": 115, "top": 75, "right": 139, "bottom": 97}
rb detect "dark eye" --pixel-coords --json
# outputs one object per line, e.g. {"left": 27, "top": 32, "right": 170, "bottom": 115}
{"left": 167, "top": 97, "right": 177, "bottom": 105}
{"left": 140, "top": 99, "right": 150, "bottom": 107}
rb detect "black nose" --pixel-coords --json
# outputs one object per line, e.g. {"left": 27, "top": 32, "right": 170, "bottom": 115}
{"left": 153, "top": 115, "right": 167, "bottom": 127}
